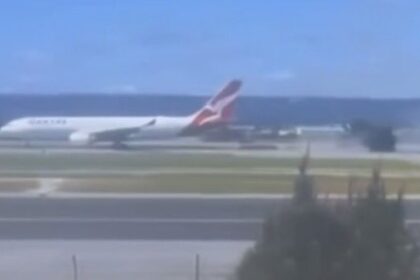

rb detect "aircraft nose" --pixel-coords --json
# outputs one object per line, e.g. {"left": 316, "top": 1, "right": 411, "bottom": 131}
{"left": 0, "top": 124, "right": 16, "bottom": 133}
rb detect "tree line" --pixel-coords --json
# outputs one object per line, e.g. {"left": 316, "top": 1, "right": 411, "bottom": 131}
{"left": 235, "top": 155, "right": 419, "bottom": 280}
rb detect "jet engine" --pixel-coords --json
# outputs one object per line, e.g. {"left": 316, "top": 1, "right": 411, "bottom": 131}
{"left": 69, "top": 132, "right": 95, "bottom": 145}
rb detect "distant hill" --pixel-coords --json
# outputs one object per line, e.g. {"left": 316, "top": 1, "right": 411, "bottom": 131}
{"left": 0, "top": 94, "right": 419, "bottom": 127}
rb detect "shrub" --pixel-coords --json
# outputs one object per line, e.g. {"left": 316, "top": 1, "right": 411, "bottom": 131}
{"left": 235, "top": 160, "right": 418, "bottom": 280}
{"left": 363, "top": 126, "right": 397, "bottom": 152}
{"left": 346, "top": 119, "right": 397, "bottom": 152}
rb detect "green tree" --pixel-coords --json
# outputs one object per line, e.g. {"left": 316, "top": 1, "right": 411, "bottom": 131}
{"left": 345, "top": 119, "right": 397, "bottom": 152}
{"left": 364, "top": 126, "right": 397, "bottom": 152}
{"left": 235, "top": 159, "right": 419, "bottom": 280}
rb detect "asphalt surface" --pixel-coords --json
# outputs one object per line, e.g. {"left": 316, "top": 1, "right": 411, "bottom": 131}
{"left": 0, "top": 197, "right": 273, "bottom": 240}
{"left": 0, "top": 241, "right": 250, "bottom": 280}
{"left": 0, "top": 197, "right": 418, "bottom": 240}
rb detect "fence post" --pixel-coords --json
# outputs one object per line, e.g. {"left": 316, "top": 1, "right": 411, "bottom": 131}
{"left": 72, "top": 255, "right": 79, "bottom": 280}
{"left": 194, "top": 254, "right": 201, "bottom": 280}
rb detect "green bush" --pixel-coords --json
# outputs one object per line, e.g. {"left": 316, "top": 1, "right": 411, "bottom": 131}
{"left": 363, "top": 126, "right": 397, "bottom": 152}
{"left": 346, "top": 119, "right": 397, "bottom": 152}
{"left": 235, "top": 164, "right": 418, "bottom": 280}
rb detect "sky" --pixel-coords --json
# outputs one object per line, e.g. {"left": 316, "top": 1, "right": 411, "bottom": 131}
{"left": 0, "top": 0, "right": 419, "bottom": 97}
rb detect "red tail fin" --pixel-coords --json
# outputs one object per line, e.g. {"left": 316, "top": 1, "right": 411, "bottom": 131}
{"left": 190, "top": 80, "right": 242, "bottom": 127}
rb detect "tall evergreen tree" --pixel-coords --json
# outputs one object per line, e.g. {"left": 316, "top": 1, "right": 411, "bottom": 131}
{"left": 235, "top": 158, "right": 419, "bottom": 280}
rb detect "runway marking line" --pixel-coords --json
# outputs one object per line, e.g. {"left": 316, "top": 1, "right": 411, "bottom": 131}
{"left": 0, "top": 217, "right": 418, "bottom": 225}
{"left": 0, "top": 217, "right": 264, "bottom": 224}
{"left": 46, "top": 193, "right": 420, "bottom": 200}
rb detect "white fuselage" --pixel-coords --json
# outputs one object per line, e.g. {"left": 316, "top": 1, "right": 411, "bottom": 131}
{"left": 0, "top": 116, "right": 192, "bottom": 141}
{"left": 0, "top": 80, "right": 242, "bottom": 144}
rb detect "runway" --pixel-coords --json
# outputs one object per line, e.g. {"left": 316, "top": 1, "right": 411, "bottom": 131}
{"left": 0, "top": 196, "right": 418, "bottom": 279}
{"left": 0, "top": 197, "right": 418, "bottom": 240}
{"left": 0, "top": 197, "right": 273, "bottom": 240}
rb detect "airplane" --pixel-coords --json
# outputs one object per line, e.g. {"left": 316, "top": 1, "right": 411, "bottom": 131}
{"left": 0, "top": 80, "right": 242, "bottom": 147}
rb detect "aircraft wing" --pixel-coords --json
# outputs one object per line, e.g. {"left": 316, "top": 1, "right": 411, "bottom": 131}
{"left": 83, "top": 118, "right": 156, "bottom": 142}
